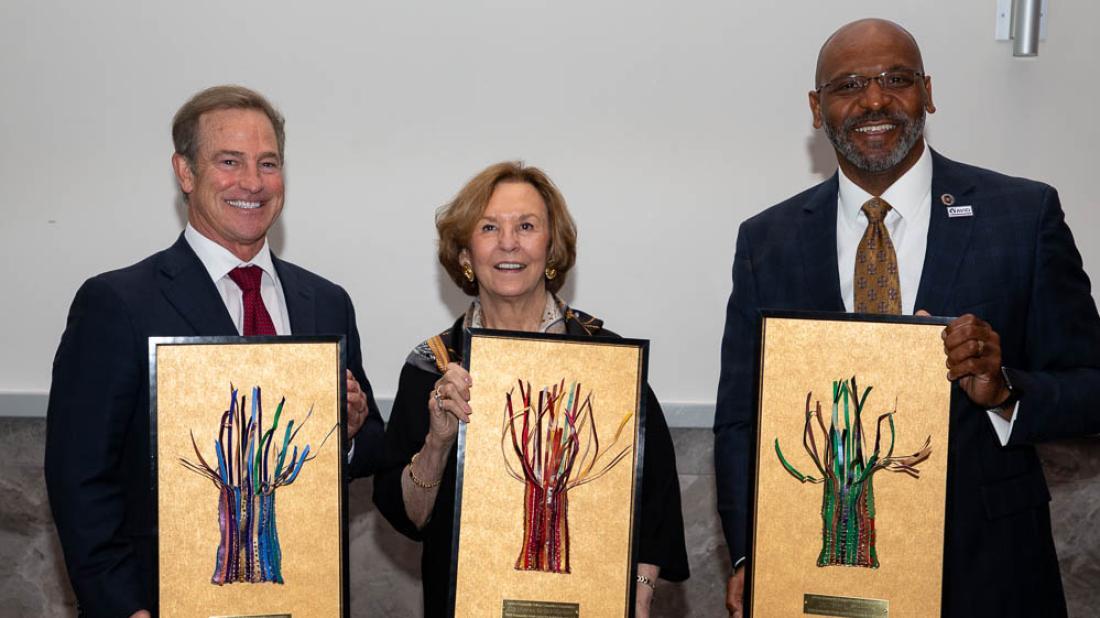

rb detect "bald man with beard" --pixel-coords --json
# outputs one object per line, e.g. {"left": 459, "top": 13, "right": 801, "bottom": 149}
{"left": 715, "top": 19, "right": 1100, "bottom": 617}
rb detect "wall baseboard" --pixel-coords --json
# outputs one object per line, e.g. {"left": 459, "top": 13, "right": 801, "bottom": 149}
{"left": 0, "top": 392, "right": 49, "bottom": 418}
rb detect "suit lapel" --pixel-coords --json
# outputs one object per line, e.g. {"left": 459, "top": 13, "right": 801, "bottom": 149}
{"left": 275, "top": 256, "right": 316, "bottom": 335}
{"left": 914, "top": 151, "right": 976, "bottom": 315}
{"left": 799, "top": 175, "right": 846, "bottom": 311}
{"left": 157, "top": 234, "right": 237, "bottom": 335}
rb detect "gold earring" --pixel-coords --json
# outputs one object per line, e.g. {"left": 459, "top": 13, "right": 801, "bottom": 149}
{"left": 545, "top": 265, "right": 557, "bottom": 280}
{"left": 462, "top": 263, "right": 475, "bottom": 282}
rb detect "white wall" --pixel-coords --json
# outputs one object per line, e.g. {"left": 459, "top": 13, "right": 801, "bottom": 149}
{"left": 2, "top": 1, "right": 1098, "bottom": 417}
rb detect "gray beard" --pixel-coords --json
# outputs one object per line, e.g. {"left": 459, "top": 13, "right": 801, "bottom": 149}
{"left": 823, "top": 110, "right": 925, "bottom": 173}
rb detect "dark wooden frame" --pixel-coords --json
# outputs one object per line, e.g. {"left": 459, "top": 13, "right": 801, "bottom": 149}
{"left": 746, "top": 310, "right": 953, "bottom": 617}
{"left": 149, "top": 335, "right": 349, "bottom": 618}
{"left": 449, "top": 328, "right": 650, "bottom": 618}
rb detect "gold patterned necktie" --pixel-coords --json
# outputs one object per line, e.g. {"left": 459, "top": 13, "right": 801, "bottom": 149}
{"left": 854, "top": 197, "right": 902, "bottom": 314}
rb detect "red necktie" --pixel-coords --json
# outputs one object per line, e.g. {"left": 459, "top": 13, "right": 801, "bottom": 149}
{"left": 228, "top": 266, "right": 277, "bottom": 336}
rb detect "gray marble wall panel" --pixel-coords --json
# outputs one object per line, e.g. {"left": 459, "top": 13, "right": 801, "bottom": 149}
{"left": 2, "top": 417, "right": 77, "bottom": 617}
{"left": 3, "top": 418, "right": 1096, "bottom": 617}
{"left": 1039, "top": 438, "right": 1100, "bottom": 616}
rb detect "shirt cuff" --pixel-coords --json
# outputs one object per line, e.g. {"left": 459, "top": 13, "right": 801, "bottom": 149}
{"left": 347, "top": 437, "right": 356, "bottom": 464}
{"left": 986, "top": 401, "right": 1020, "bottom": 446}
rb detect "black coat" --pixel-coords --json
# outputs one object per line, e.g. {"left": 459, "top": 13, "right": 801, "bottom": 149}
{"left": 373, "top": 309, "right": 689, "bottom": 616}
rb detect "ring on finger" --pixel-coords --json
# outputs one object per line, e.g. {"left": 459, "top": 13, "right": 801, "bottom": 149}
{"left": 976, "top": 340, "right": 985, "bottom": 357}
{"left": 433, "top": 388, "right": 444, "bottom": 412}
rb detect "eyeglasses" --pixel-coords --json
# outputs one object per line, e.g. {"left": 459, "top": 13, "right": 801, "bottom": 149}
{"left": 815, "top": 69, "right": 925, "bottom": 97}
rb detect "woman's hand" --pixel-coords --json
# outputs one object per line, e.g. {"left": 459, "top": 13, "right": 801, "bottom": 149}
{"left": 404, "top": 362, "right": 473, "bottom": 528}
{"left": 635, "top": 562, "right": 659, "bottom": 618}
{"left": 426, "top": 362, "right": 473, "bottom": 449}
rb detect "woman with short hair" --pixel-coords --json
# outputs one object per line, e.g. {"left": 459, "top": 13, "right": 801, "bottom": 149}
{"left": 372, "top": 161, "right": 689, "bottom": 616}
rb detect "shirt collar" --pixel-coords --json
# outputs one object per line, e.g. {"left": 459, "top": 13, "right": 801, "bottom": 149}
{"left": 464, "top": 292, "right": 566, "bottom": 334}
{"left": 837, "top": 143, "right": 932, "bottom": 222}
{"left": 183, "top": 224, "right": 278, "bottom": 283}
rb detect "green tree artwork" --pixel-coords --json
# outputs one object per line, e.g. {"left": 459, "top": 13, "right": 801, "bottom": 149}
{"left": 774, "top": 377, "right": 931, "bottom": 568}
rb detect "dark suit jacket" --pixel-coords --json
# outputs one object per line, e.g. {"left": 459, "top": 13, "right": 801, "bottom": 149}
{"left": 44, "top": 235, "right": 384, "bottom": 618}
{"left": 715, "top": 151, "right": 1100, "bottom": 616}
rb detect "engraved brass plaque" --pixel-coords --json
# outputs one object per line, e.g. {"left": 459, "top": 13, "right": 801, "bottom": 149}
{"left": 804, "top": 593, "right": 888, "bottom": 617}
{"left": 210, "top": 614, "right": 291, "bottom": 618}
{"left": 502, "top": 599, "right": 581, "bottom": 617}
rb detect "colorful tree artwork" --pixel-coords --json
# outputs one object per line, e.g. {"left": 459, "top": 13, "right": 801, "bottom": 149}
{"left": 179, "top": 385, "right": 335, "bottom": 585}
{"left": 774, "top": 377, "right": 931, "bottom": 568}
{"left": 500, "top": 380, "right": 635, "bottom": 574}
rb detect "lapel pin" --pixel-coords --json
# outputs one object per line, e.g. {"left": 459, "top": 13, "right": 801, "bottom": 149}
{"left": 942, "top": 193, "right": 973, "bottom": 217}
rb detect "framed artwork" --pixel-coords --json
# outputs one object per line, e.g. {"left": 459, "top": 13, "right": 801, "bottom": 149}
{"left": 450, "top": 329, "right": 649, "bottom": 617}
{"left": 749, "top": 312, "right": 952, "bottom": 617}
{"left": 149, "top": 336, "right": 348, "bottom": 618}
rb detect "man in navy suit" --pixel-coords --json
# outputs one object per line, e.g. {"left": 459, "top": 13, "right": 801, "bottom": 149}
{"left": 44, "top": 85, "right": 384, "bottom": 618}
{"left": 716, "top": 19, "right": 1100, "bottom": 617}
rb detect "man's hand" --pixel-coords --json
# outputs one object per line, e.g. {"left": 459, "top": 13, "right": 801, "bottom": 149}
{"left": 346, "top": 369, "right": 370, "bottom": 439}
{"left": 726, "top": 566, "right": 745, "bottom": 617}
{"left": 129, "top": 611, "right": 151, "bottom": 618}
{"left": 930, "top": 311, "right": 1012, "bottom": 411}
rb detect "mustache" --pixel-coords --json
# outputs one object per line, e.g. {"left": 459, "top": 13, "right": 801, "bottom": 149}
{"left": 841, "top": 110, "right": 910, "bottom": 132}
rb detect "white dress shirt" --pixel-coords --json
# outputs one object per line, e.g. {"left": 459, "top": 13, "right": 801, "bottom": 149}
{"left": 183, "top": 224, "right": 292, "bottom": 336}
{"left": 183, "top": 226, "right": 363, "bottom": 462}
{"left": 834, "top": 145, "right": 1016, "bottom": 444}
{"left": 836, "top": 146, "right": 932, "bottom": 315}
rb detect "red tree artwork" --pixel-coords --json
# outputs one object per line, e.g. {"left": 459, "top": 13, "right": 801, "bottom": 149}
{"left": 500, "top": 380, "right": 634, "bottom": 574}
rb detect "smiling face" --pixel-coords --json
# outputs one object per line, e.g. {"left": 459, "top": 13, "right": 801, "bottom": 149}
{"left": 461, "top": 181, "right": 551, "bottom": 307}
{"left": 173, "top": 108, "right": 285, "bottom": 261}
{"left": 809, "top": 20, "right": 935, "bottom": 193}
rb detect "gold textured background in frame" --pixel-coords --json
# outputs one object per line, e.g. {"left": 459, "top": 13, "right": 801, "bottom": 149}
{"left": 453, "top": 333, "right": 644, "bottom": 617}
{"left": 154, "top": 340, "right": 343, "bottom": 618}
{"left": 750, "top": 316, "right": 950, "bottom": 617}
